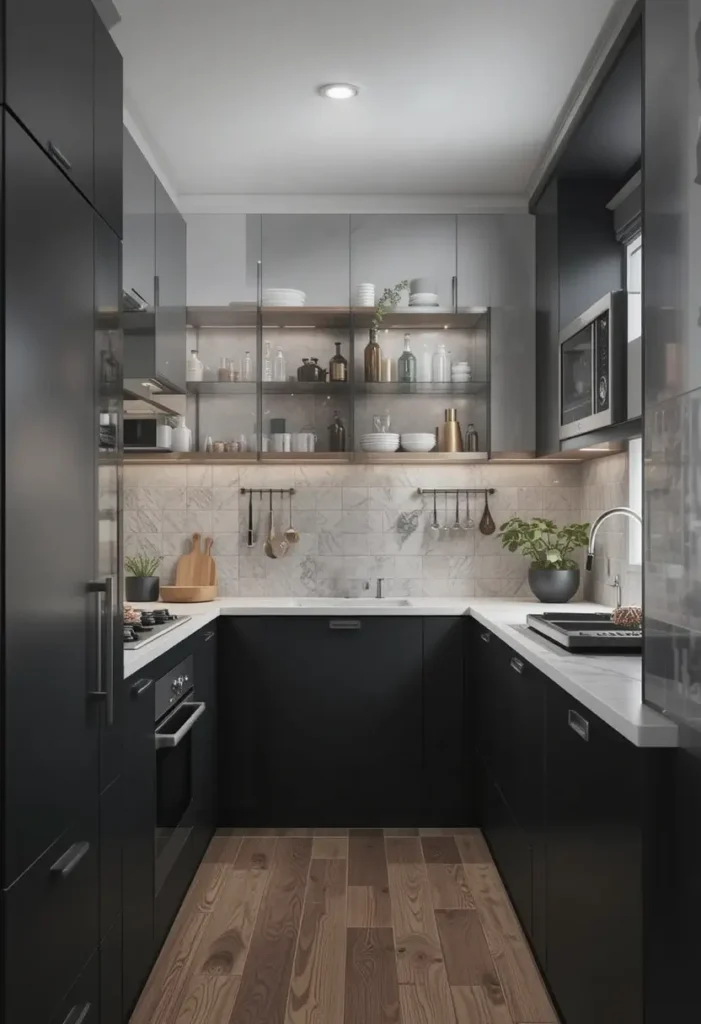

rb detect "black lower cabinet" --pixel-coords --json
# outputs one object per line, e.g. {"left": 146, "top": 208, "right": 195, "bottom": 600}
{"left": 192, "top": 626, "right": 218, "bottom": 862}
{"left": 100, "top": 917, "right": 123, "bottom": 1024}
{"left": 546, "top": 681, "right": 644, "bottom": 1024}
{"left": 49, "top": 945, "right": 100, "bottom": 1024}
{"left": 221, "top": 617, "right": 423, "bottom": 825}
{"left": 423, "top": 618, "right": 465, "bottom": 822}
{"left": 122, "top": 674, "right": 155, "bottom": 1020}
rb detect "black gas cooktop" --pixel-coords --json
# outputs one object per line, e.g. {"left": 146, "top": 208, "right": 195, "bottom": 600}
{"left": 123, "top": 608, "right": 191, "bottom": 650}
{"left": 526, "top": 612, "right": 642, "bottom": 652}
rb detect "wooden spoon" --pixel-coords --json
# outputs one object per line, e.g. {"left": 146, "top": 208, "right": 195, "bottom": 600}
{"left": 479, "top": 491, "right": 496, "bottom": 535}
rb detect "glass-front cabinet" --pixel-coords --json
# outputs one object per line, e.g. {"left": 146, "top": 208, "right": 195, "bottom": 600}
{"left": 181, "top": 213, "right": 493, "bottom": 460}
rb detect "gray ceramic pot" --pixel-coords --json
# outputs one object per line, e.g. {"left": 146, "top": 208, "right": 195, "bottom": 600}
{"left": 528, "top": 568, "right": 580, "bottom": 604}
{"left": 125, "top": 575, "right": 160, "bottom": 602}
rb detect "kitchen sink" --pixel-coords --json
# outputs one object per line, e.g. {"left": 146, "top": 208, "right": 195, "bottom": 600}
{"left": 527, "top": 612, "right": 641, "bottom": 652}
{"left": 292, "top": 598, "right": 412, "bottom": 608}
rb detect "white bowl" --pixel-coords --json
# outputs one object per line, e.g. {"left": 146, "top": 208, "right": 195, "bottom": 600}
{"left": 410, "top": 293, "right": 439, "bottom": 304}
{"left": 401, "top": 441, "right": 436, "bottom": 453}
{"left": 401, "top": 433, "right": 436, "bottom": 442}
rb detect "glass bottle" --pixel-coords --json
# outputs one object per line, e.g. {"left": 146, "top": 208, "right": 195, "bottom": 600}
{"left": 241, "top": 350, "right": 254, "bottom": 382}
{"left": 262, "top": 340, "right": 273, "bottom": 382}
{"left": 218, "top": 356, "right": 230, "bottom": 382}
{"left": 420, "top": 342, "right": 433, "bottom": 383}
{"left": 273, "top": 347, "right": 287, "bottom": 382}
{"left": 186, "top": 349, "right": 204, "bottom": 381}
{"left": 465, "top": 422, "right": 479, "bottom": 452}
{"left": 432, "top": 342, "right": 450, "bottom": 383}
{"left": 398, "top": 333, "right": 417, "bottom": 384}
{"left": 329, "top": 341, "right": 348, "bottom": 382}
{"left": 364, "top": 327, "right": 382, "bottom": 382}
{"left": 328, "top": 410, "right": 347, "bottom": 452}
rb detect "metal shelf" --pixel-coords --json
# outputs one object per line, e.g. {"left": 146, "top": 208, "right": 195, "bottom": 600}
{"left": 355, "top": 381, "right": 488, "bottom": 396}
{"left": 185, "top": 304, "right": 489, "bottom": 331}
{"left": 186, "top": 381, "right": 257, "bottom": 395}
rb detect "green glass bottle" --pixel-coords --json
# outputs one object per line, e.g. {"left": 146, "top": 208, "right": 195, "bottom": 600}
{"left": 398, "top": 333, "right": 417, "bottom": 384}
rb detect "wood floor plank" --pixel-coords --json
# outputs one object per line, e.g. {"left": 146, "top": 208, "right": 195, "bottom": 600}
{"left": 385, "top": 837, "right": 423, "bottom": 863}
{"left": 349, "top": 827, "right": 384, "bottom": 837}
{"left": 285, "top": 858, "right": 346, "bottom": 1024}
{"left": 344, "top": 929, "right": 400, "bottom": 1024}
{"left": 419, "top": 828, "right": 481, "bottom": 837}
{"left": 426, "top": 864, "right": 476, "bottom": 910}
{"left": 173, "top": 975, "right": 242, "bottom": 1024}
{"left": 234, "top": 837, "right": 278, "bottom": 871}
{"left": 204, "top": 836, "right": 243, "bottom": 863}
{"left": 275, "top": 828, "right": 315, "bottom": 837}
{"left": 312, "top": 836, "right": 348, "bottom": 859}
{"left": 455, "top": 832, "right": 493, "bottom": 865}
{"left": 399, "top": 970, "right": 457, "bottom": 1024}
{"left": 387, "top": 861, "right": 444, "bottom": 985}
{"left": 230, "top": 837, "right": 313, "bottom": 1024}
{"left": 190, "top": 867, "right": 269, "bottom": 978}
{"left": 131, "top": 859, "right": 232, "bottom": 1024}
{"left": 451, "top": 985, "right": 515, "bottom": 1024}
{"left": 348, "top": 831, "right": 389, "bottom": 887}
{"left": 421, "top": 837, "right": 462, "bottom": 864}
{"left": 434, "top": 910, "right": 501, "bottom": 990}
{"left": 463, "top": 864, "right": 557, "bottom": 1023}
{"left": 384, "top": 827, "right": 419, "bottom": 836}
{"left": 314, "top": 828, "right": 348, "bottom": 836}
{"left": 216, "top": 828, "right": 278, "bottom": 837}
{"left": 347, "top": 885, "right": 393, "bottom": 927}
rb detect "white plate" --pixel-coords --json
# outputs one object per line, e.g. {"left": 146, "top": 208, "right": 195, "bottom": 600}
{"left": 404, "top": 306, "right": 453, "bottom": 314}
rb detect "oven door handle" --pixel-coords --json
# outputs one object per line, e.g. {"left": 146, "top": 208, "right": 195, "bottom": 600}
{"left": 155, "top": 702, "right": 206, "bottom": 749}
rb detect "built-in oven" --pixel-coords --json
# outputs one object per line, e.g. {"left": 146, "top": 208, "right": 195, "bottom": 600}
{"left": 559, "top": 291, "right": 627, "bottom": 441}
{"left": 154, "top": 655, "right": 205, "bottom": 896}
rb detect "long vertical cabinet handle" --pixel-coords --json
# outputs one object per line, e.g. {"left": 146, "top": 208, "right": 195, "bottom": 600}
{"left": 88, "top": 581, "right": 106, "bottom": 706}
{"left": 452, "top": 275, "right": 458, "bottom": 313}
{"left": 104, "top": 575, "right": 115, "bottom": 726}
{"left": 257, "top": 260, "right": 262, "bottom": 308}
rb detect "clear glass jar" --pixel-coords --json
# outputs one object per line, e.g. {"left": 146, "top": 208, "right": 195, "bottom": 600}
{"left": 432, "top": 343, "right": 450, "bottom": 383}
{"left": 273, "top": 347, "right": 287, "bottom": 382}
{"left": 241, "top": 350, "right": 254, "bottom": 382}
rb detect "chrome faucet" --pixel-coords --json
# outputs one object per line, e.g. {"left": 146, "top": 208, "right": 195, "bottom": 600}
{"left": 608, "top": 573, "right": 622, "bottom": 610}
{"left": 586, "top": 507, "right": 642, "bottom": 571}
{"left": 376, "top": 578, "right": 385, "bottom": 599}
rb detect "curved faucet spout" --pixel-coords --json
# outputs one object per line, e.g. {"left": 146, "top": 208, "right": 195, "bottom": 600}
{"left": 586, "top": 506, "right": 642, "bottom": 571}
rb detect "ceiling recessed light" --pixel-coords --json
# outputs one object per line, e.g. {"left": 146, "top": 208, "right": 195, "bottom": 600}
{"left": 318, "top": 83, "right": 359, "bottom": 100}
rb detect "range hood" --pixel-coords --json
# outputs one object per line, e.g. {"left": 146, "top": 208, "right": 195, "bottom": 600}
{"left": 122, "top": 292, "right": 186, "bottom": 413}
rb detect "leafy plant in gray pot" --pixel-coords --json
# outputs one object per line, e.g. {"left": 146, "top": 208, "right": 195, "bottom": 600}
{"left": 498, "top": 517, "right": 590, "bottom": 603}
{"left": 125, "top": 553, "right": 163, "bottom": 603}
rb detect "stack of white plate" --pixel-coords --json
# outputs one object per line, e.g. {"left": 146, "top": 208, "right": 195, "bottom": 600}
{"left": 355, "top": 283, "right": 375, "bottom": 307}
{"left": 400, "top": 432, "right": 436, "bottom": 453}
{"left": 262, "top": 288, "right": 306, "bottom": 307}
{"left": 451, "top": 361, "right": 473, "bottom": 383}
{"left": 409, "top": 292, "right": 439, "bottom": 306}
{"left": 360, "top": 432, "right": 400, "bottom": 453}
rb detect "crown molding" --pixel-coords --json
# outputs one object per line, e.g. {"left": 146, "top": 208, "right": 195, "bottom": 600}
{"left": 177, "top": 193, "right": 529, "bottom": 215}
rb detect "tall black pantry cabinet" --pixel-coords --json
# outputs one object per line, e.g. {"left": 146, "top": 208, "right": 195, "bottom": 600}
{"left": 0, "top": 8, "right": 124, "bottom": 1024}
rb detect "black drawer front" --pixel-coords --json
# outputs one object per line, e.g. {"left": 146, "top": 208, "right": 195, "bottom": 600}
{"left": 4, "top": 806, "right": 99, "bottom": 1024}
{"left": 480, "top": 762, "right": 533, "bottom": 939}
{"left": 49, "top": 944, "right": 99, "bottom": 1024}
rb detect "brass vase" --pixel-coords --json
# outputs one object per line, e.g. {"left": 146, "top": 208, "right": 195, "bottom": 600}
{"left": 364, "top": 328, "right": 382, "bottom": 382}
{"left": 438, "top": 408, "right": 464, "bottom": 452}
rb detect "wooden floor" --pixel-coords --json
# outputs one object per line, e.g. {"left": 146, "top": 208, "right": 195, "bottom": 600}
{"left": 131, "top": 828, "right": 558, "bottom": 1024}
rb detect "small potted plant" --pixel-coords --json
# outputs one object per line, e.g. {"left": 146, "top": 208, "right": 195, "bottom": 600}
{"left": 125, "top": 552, "right": 163, "bottom": 603}
{"left": 498, "top": 516, "right": 590, "bottom": 603}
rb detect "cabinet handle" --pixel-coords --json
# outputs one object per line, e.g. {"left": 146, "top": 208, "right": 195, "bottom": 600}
{"left": 130, "top": 287, "right": 149, "bottom": 309}
{"left": 48, "top": 140, "right": 72, "bottom": 171}
{"left": 50, "top": 841, "right": 90, "bottom": 879}
{"left": 257, "top": 260, "right": 263, "bottom": 307}
{"left": 452, "top": 275, "right": 458, "bottom": 313}
{"left": 568, "top": 709, "right": 589, "bottom": 742}
{"left": 510, "top": 656, "right": 524, "bottom": 675}
{"left": 62, "top": 1003, "right": 92, "bottom": 1024}
{"left": 204, "top": 631, "right": 216, "bottom": 642}
{"left": 329, "top": 619, "right": 361, "bottom": 630}
{"left": 154, "top": 275, "right": 160, "bottom": 308}
{"left": 480, "top": 631, "right": 491, "bottom": 643}
{"left": 131, "top": 677, "right": 154, "bottom": 696}
{"left": 87, "top": 577, "right": 115, "bottom": 725}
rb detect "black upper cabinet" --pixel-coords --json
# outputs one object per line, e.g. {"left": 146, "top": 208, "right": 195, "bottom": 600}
{"left": 155, "top": 179, "right": 187, "bottom": 390}
{"left": 546, "top": 680, "right": 643, "bottom": 1024}
{"left": 94, "top": 12, "right": 123, "bottom": 236}
{"left": 6, "top": 0, "right": 94, "bottom": 202}
{"left": 123, "top": 127, "right": 156, "bottom": 307}
{"left": 3, "top": 113, "right": 97, "bottom": 886}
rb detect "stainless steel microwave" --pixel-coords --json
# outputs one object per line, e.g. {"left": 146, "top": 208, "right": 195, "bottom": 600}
{"left": 559, "top": 291, "right": 627, "bottom": 441}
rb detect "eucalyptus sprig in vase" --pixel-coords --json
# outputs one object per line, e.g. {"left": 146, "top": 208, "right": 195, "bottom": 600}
{"left": 364, "top": 280, "right": 410, "bottom": 382}
{"left": 498, "top": 516, "right": 590, "bottom": 603}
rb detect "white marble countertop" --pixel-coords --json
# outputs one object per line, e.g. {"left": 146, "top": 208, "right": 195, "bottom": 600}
{"left": 124, "top": 598, "right": 678, "bottom": 749}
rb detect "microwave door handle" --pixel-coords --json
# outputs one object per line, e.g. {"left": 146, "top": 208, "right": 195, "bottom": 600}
{"left": 591, "top": 321, "right": 598, "bottom": 412}
{"left": 155, "top": 702, "right": 206, "bottom": 749}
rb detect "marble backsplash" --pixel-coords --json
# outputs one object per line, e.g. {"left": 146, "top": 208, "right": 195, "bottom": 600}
{"left": 580, "top": 451, "right": 641, "bottom": 608}
{"left": 124, "top": 461, "right": 587, "bottom": 599}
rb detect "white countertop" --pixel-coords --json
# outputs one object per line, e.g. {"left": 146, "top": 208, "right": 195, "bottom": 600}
{"left": 124, "top": 598, "right": 678, "bottom": 749}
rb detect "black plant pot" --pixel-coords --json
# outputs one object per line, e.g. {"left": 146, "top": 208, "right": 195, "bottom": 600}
{"left": 528, "top": 568, "right": 580, "bottom": 604}
{"left": 125, "top": 576, "right": 160, "bottom": 602}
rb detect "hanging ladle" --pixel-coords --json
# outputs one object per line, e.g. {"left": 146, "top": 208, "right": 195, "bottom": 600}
{"left": 479, "top": 490, "right": 496, "bottom": 535}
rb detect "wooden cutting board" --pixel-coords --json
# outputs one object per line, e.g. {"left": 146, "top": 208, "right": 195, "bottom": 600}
{"left": 203, "top": 536, "right": 218, "bottom": 585}
{"left": 175, "top": 533, "right": 212, "bottom": 587}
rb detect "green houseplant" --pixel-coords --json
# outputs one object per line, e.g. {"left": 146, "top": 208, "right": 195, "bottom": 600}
{"left": 125, "top": 552, "right": 163, "bottom": 603}
{"left": 498, "top": 516, "right": 590, "bottom": 603}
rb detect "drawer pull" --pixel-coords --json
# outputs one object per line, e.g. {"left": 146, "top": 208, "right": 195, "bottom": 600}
{"left": 131, "top": 677, "right": 153, "bottom": 696}
{"left": 568, "top": 709, "right": 589, "bottom": 742}
{"left": 329, "top": 619, "right": 361, "bottom": 630}
{"left": 51, "top": 841, "right": 90, "bottom": 878}
{"left": 48, "top": 140, "right": 72, "bottom": 171}
{"left": 510, "top": 656, "right": 524, "bottom": 674}
{"left": 204, "top": 631, "right": 216, "bottom": 642}
{"left": 62, "top": 1002, "right": 92, "bottom": 1024}
{"left": 480, "top": 631, "right": 491, "bottom": 643}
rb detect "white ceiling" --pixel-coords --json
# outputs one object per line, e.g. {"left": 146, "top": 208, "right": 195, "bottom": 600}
{"left": 113, "top": 0, "right": 617, "bottom": 197}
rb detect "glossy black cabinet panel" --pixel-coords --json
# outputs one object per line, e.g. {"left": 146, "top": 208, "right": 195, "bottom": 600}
{"left": 123, "top": 127, "right": 155, "bottom": 307}
{"left": 99, "top": 776, "right": 122, "bottom": 939}
{"left": 48, "top": 945, "right": 100, "bottom": 1024}
{"left": 546, "top": 681, "right": 642, "bottom": 1024}
{"left": 4, "top": 804, "right": 99, "bottom": 1024}
{"left": 423, "top": 618, "right": 465, "bottom": 822}
{"left": 535, "top": 178, "right": 560, "bottom": 456}
{"left": 6, "top": 0, "right": 94, "bottom": 201}
{"left": 94, "top": 12, "right": 123, "bottom": 236}
{"left": 100, "top": 917, "right": 123, "bottom": 1024}
{"left": 222, "top": 618, "right": 423, "bottom": 825}
{"left": 155, "top": 179, "right": 187, "bottom": 391}
{"left": 122, "top": 673, "right": 156, "bottom": 1020}
{"left": 3, "top": 114, "right": 97, "bottom": 886}
{"left": 193, "top": 627, "right": 218, "bottom": 862}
